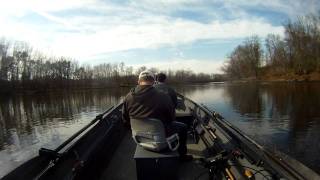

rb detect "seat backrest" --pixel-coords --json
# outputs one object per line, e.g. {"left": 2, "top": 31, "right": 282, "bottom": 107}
{"left": 176, "top": 97, "right": 186, "bottom": 111}
{"left": 131, "top": 118, "right": 179, "bottom": 152}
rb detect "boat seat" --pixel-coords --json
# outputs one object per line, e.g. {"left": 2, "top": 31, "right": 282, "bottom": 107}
{"left": 175, "top": 111, "right": 192, "bottom": 117}
{"left": 134, "top": 145, "right": 179, "bottom": 180}
{"left": 131, "top": 118, "right": 179, "bottom": 152}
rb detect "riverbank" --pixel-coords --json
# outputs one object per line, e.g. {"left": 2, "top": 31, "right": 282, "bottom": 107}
{"left": 228, "top": 72, "right": 320, "bottom": 83}
{"left": 261, "top": 72, "right": 320, "bottom": 82}
{"left": 0, "top": 80, "right": 220, "bottom": 95}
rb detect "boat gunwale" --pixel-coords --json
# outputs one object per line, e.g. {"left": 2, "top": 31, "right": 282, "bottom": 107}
{"left": 178, "top": 93, "right": 320, "bottom": 180}
{"left": 2, "top": 103, "right": 124, "bottom": 180}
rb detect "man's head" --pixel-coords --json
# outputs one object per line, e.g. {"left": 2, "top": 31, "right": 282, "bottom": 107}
{"left": 156, "top": 73, "right": 166, "bottom": 83}
{"left": 138, "top": 70, "right": 155, "bottom": 85}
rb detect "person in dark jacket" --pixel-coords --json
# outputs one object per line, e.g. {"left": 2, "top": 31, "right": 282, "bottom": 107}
{"left": 122, "top": 71, "right": 175, "bottom": 127}
{"left": 154, "top": 73, "right": 177, "bottom": 107}
{"left": 122, "top": 70, "right": 192, "bottom": 161}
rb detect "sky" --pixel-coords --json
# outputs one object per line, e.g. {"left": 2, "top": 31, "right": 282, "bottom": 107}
{"left": 0, "top": 0, "right": 319, "bottom": 73}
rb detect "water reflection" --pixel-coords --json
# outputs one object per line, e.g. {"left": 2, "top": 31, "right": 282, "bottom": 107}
{"left": 0, "top": 88, "right": 129, "bottom": 177}
{"left": 0, "top": 83, "right": 320, "bottom": 176}
{"left": 224, "top": 83, "right": 264, "bottom": 117}
{"left": 261, "top": 83, "right": 320, "bottom": 171}
{"left": 184, "top": 82, "right": 320, "bottom": 173}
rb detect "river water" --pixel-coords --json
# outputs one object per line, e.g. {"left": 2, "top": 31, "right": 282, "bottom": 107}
{"left": 0, "top": 82, "right": 320, "bottom": 177}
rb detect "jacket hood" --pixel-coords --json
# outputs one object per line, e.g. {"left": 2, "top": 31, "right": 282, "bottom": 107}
{"left": 130, "top": 85, "right": 154, "bottom": 96}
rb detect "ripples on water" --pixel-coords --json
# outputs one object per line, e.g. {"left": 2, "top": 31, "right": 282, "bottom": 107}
{"left": 0, "top": 82, "right": 320, "bottom": 177}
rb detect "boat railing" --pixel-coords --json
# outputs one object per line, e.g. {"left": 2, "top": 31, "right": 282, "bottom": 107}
{"left": 34, "top": 103, "right": 124, "bottom": 179}
{"left": 39, "top": 105, "right": 115, "bottom": 158}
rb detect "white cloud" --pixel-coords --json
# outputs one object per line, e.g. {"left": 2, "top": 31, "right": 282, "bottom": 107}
{"left": 3, "top": 0, "right": 314, "bottom": 61}
{"left": 0, "top": 0, "right": 95, "bottom": 16}
{"left": 0, "top": 13, "right": 284, "bottom": 59}
{"left": 131, "top": 59, "right": 225, "bottom": 74}
{"left": 131, "top": 0, "right": 319, "bottom": 19}
{"left": 222, "top": 0, "right": 320, "bottom": 18}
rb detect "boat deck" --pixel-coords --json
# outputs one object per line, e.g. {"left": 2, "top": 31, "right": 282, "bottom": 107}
{"left": 100, "top": 112, "right": 210, "bottom": 180}
{"left": 99, "top": 108, "right": 273, "bottom": 180}
{"left": 100, "top": 131, "right": 210, "bottom": 180}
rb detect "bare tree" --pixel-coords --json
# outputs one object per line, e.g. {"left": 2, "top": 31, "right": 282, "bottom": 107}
{"left": 222, "top": 36, "right": 263, "bottom": 79}
{"left": 265, "top": 34, "right": 288, "bottom": 74}
{"left": 285, "top": 14, "right": 320, "bottom": 74}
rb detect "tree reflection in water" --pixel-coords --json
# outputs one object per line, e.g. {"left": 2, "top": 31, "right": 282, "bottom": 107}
{"left": 0, "top": 88, "right": 129, "bottom": 177}
{"left": 222, "top": 82, "right": 320, "bottom": 173}
{"left": 174, "top": 82, "right": 320, "bottom": 173}
{"left": 0, "top": 83, "right": 319, "bottom": 176}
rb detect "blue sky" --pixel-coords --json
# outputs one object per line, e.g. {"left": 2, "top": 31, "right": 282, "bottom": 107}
{"left": 0, "top": 0, "right": 319, "bottom": 73}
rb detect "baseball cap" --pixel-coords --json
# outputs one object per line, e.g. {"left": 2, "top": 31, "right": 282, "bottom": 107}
{"left": 139, "top": 70, "right": 155, "bottom": 80}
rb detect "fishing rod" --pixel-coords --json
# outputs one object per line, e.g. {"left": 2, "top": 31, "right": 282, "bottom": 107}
{"left": 201, "top": 105, "right": 310, "bottom": 180}
{"left": 195, "top": 149, "right": 273, "bottom": 180}
{"left": 177, "top": 94, "right": 317, "bottom": 179}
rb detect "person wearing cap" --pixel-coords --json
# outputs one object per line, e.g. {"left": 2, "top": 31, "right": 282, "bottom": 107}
{"left": 122, "top": 70, "right": 192, "bottom": 161}
{"left": 154, "top": 73, "right": 177, "bottom": 108}
{"left": 122, "top": 70, "right": 175, "bottom": 127}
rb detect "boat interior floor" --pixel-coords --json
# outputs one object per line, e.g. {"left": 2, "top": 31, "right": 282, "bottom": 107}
{"left": 100, "top": 114, "right": 210, "bottom": 180}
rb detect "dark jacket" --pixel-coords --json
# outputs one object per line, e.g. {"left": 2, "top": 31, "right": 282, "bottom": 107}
{"left": 122, "top": 85, "right": 175, "bottom": 128}
{"left": 153, "top": 83, "right": 177, "bottom": 108}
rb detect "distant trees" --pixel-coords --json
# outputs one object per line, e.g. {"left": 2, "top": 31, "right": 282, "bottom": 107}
{"left": 222, "top": 36, "right": 262, "bottom": 79}
{"left": 223, "top": 13, "right": 320, "bottom": 79}
{"left": 0, "top": 39, "right": 120, "bottom": 84}
{"left": 163, "top": 70, "right": 214, "bottom": 83}
{"left": 0, "top": 38, "right": 219, "bottom": 93}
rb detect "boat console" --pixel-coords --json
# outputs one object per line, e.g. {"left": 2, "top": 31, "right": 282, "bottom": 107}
{"left": 134, "top": 145, "right": 179, "bottom": 180}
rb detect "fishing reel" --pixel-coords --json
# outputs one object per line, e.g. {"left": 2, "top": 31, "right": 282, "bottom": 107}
{"left": 201, "top": 150, "right": 229, "bottom": 168}
{"left": 197, "top": 150, "right": 244, "bottom": 180}
{"left": 200, "top": 150, "right": 242, "bottom": 168}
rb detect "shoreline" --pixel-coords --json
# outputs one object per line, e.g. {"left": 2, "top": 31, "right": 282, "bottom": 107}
{"left": 228, "top": 72, "right": 320, "bottom": 83}
{"left": 1, "top": 76, "right": 320, "bottom": 95}
{"left": 0, "top": 81, "right": 217, "bottom": 95}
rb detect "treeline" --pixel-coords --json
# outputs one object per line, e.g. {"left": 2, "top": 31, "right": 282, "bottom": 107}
{"left": 0, "top": 39, "right": 221, "bottom": 93}
{"left": 222, "top": 13, "right": 320, "bottom": 80}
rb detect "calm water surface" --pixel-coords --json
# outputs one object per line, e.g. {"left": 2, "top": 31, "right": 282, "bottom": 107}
{"left": 0, "top": 82, "right": 320, "bottom": 177}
